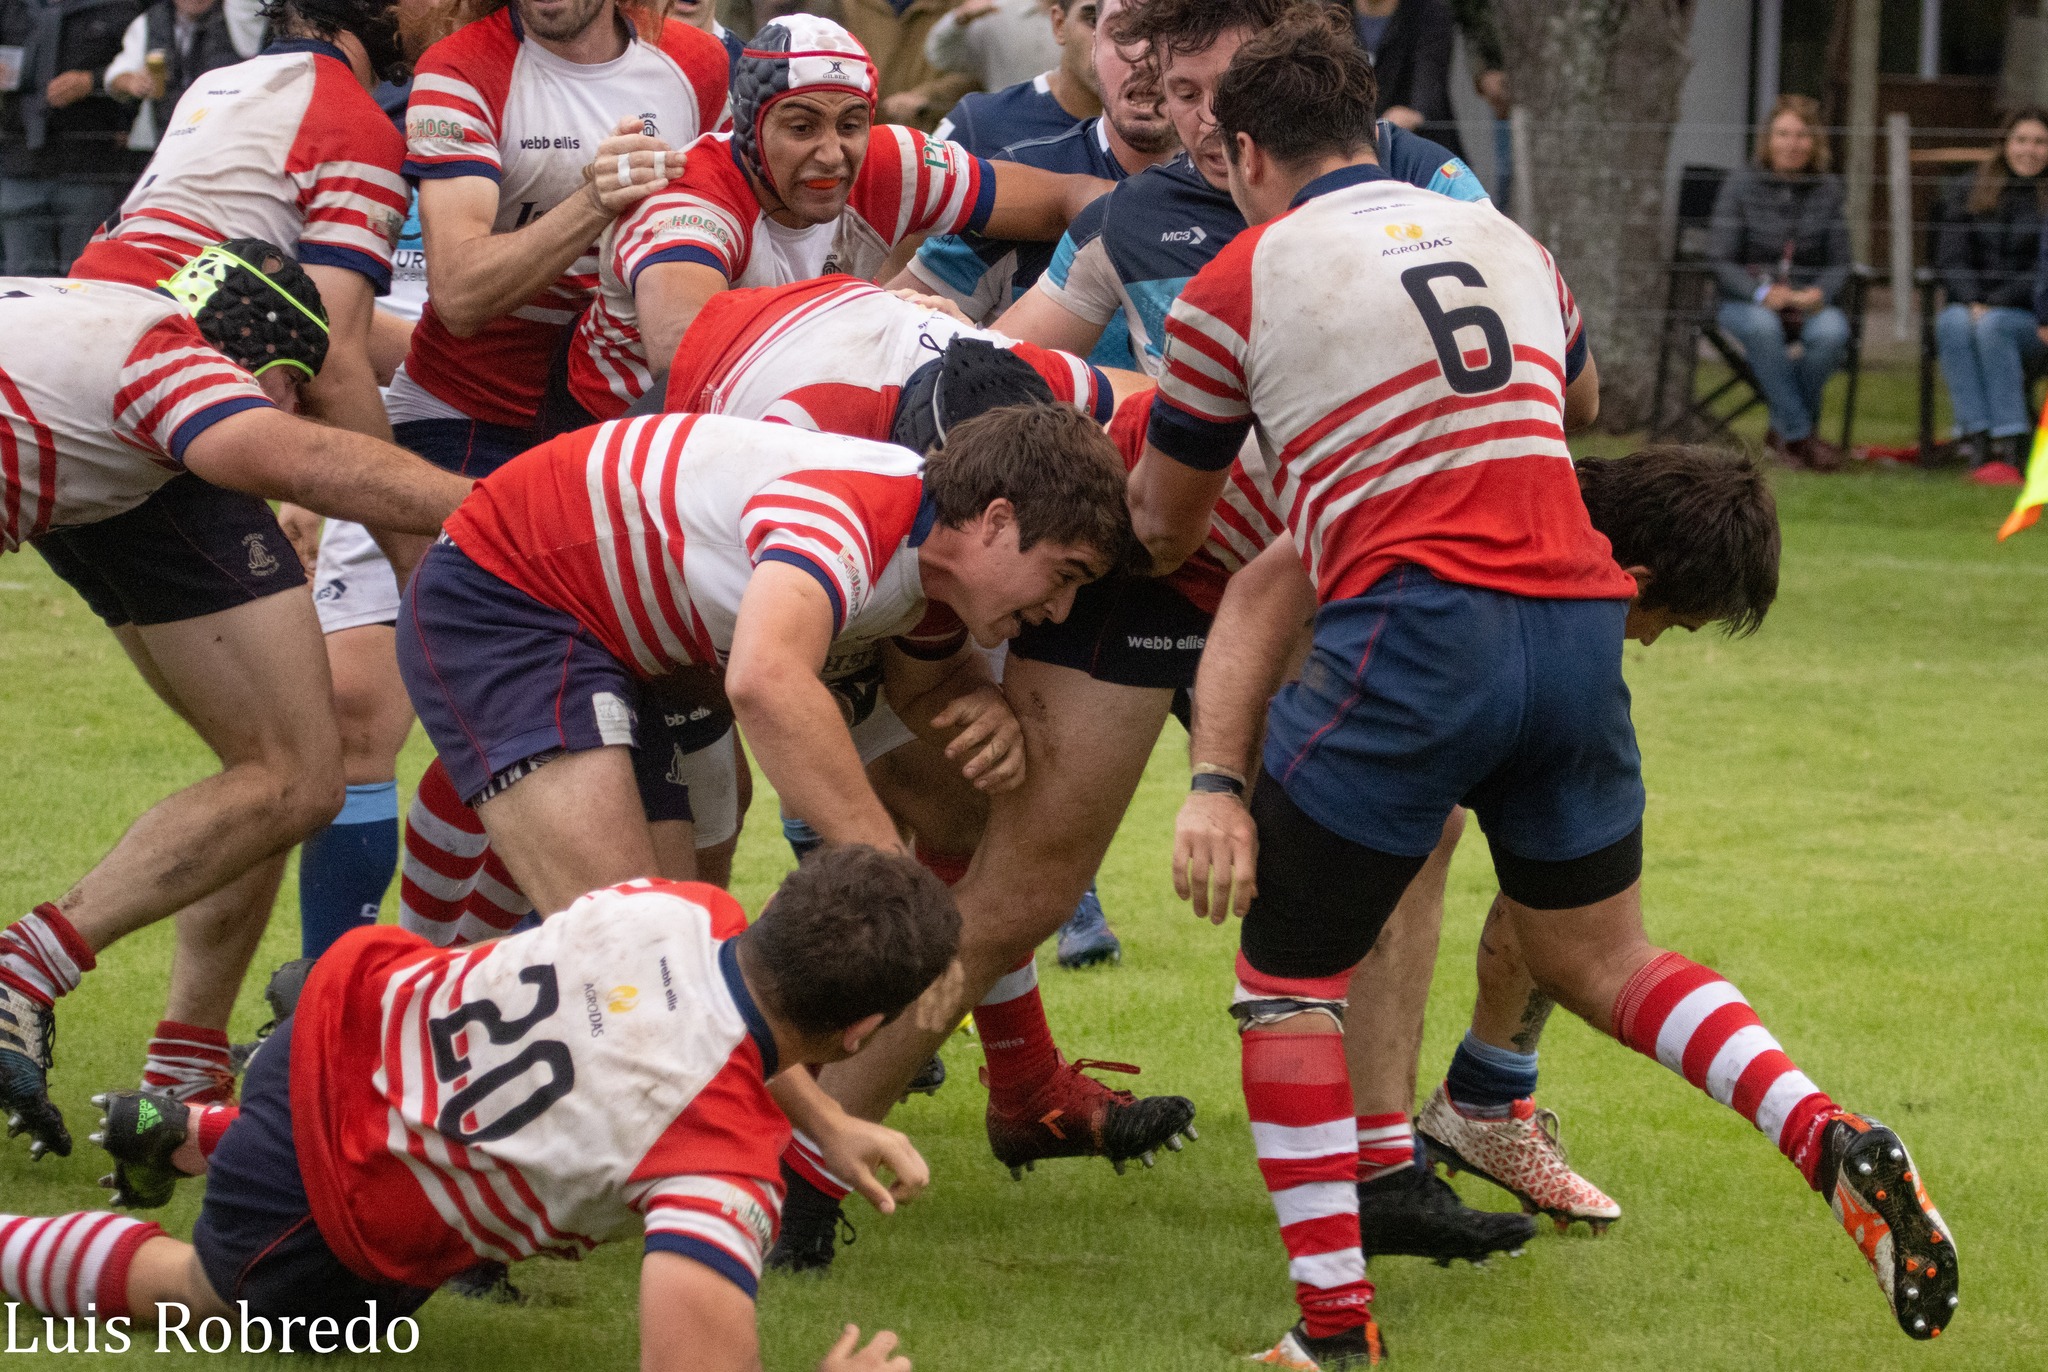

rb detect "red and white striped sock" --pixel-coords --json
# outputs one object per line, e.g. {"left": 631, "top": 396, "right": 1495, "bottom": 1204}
{"left": 0, "top": 1212, "right": 163, "bottom": 1318}
{"left": 1238, "top": 956, "right": 1373, "bottom": 1339}
{"left": 0, "top": 905, "right": 94, "bottom": 1006}
{"left": 973, "top": 956, "right": 1061, "bottom": 1108}
{"left": 398, "top": 758, "right": 533, "bottom": 947}
{"left": 1612, "top": 951, "right": 1839, "bottom": 1187}
{"left": 1355, "top": 1112, "right": 1415, "bottom": 1184}
{"left": 139, "top": 1021, "right": 235, "bottom": 1104}
{"left": 782, "top": 1130, "right": 852, "bottom": 1203}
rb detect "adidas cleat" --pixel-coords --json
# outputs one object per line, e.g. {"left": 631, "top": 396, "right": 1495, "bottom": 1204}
{"left": 1250, "top": 1318, "right": 1384, "bottom": 1369}
{"left": 766, "top": 1164, "right": 855, "bottom": 1275}
{"left": 985, "top": 1055, "right": 1195, "bottom": 1178}
{"left": 1815, "top": 1112, "right": 1958, "bottom": 1340}
{"left": 90, "top": 1089, "right": 190, "bottom": 1209}
{"left": 0, "top": 981, "right": 67, "bottom": 1159}
{"left": 1055, "top": 886, "right": 1122, "bottom": 969}
{"left": 1417, "top": 1084, "right": 1619, "bottom": 1231}
{"left": 1358, "top": 1164, "right": 1534, "bottom": 1264}
{"left": 899, "top": 1054, "right": 946, "bottom": 1102}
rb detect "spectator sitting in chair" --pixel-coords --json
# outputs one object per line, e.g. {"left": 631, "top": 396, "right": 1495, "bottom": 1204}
{"left": 1708, "top": 94, "right": 1852, "bottom": 473}
{"left": 1938, "top": 108, "right": 2048, "bottom": 484}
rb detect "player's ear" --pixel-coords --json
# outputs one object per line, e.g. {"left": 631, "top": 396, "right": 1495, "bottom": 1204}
{"left": 841, "top": 1012, "right": 887, "bottom": 1057}
{"left": 1621, "top": 563, "right": 1653, "bottom": 608}
{"left": 979, "top": 498, "right": 1017, "bottom": 547}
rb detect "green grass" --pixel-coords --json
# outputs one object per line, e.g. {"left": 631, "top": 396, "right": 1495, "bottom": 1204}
{"left": 4, "top": 456, "right": 2046, "bottom": 1369}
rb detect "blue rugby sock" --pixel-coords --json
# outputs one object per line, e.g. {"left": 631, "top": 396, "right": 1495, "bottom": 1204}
{"left": 1444, "top": 1031, "right": 1539, "bottom": 1119}
{"left": 299, "top": 781, "right": 399, "bottom": 960}
{"left": 782, "top": 807, "right": 824, "bottom": 863}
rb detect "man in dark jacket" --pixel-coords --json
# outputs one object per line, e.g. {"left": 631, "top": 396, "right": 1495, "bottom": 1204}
{"left": 1351, "top": 0, "right": 1462, "bottom": 159}
{"left": 0, "top": 0, "right": 146, "bottom": 275}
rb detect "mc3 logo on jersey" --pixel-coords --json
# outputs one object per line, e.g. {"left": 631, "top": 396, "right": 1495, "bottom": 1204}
{"left": 1386, "top": 223, "right": 1425, "bottom": 241}
{"left": 1160, "top": 225, "right": 1207, "bottom": 245}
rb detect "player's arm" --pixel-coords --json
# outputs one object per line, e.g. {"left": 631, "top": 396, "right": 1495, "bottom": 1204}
{"left": 724, "top": 563, "right": 904, "bottom": 852}
{"left": 1564, "top": 348, "right": 1599, "bottom": 432}
{"left": 992, "top": 278, "right": 1111, "bottom": 357}
{"left": 1173, "top": 533, "right": 1315, "bottom": 923}
{"left": 1128, "top": 440, "right": 1229, "bottom": 575}
{"left": 1131, "top": 259, "right": 1254, "bottom": 570}
{"left": 367, "top": 305, "right": 416, "bottom": 386}
{"left": 881, "top": 641, "right": 1024, "bottom": 793}
{"left": 767, "top": 1070, "right": 930, "bottom": 1213}
{"left": 300, "top": 264, "right": 392, "bottom": 442}
{"left": 640, "top": 1251, "right": 761, "bottom": 1372}
{"left": 980, "top": 162, "right": 1114, "bottom": 241}
{"left": 635, "top": 259, "right": 733, "bottom": 390}
{"left": 421, "top": 119, "right": 678, "bottom": 338}
{"left": 181, "top": 407, "right": 473, "bottom": 535}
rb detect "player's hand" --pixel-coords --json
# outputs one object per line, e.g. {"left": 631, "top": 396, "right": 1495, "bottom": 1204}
{"left": 1173, "top": 789, "right": 1257, "bottom": 923}
{"left": 581, "top": 116, "right": 682, "bottom": 216}
{"left": 888, "top": 288, "right": 973, "bottom": 325}
{"left": 934, "top": 684, "right": 1025, "bottom": 793}
{"left": 276, "top": 502, "right": 323, "bottom": 571}
{"left": 820, "top": 1326, "right": 911, "bottom": 1372}
{"left": 810, "top": 1113, "right": 931, "bottom": 1215}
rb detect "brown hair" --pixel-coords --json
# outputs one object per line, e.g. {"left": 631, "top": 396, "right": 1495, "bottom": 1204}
{"left": 1214, "top": 8, "right": 1376, "bottom": 168}
{"left": 411, "top": 0, "right": 671, "bottom": 54}
{"left": 740, "top": 846, "right": 961, "bottom": 1037}
{"left": 1753, "top": 94, "right": 1829, "bottom": 175}
{"left": 922, "top": 403, "right": 1140, "bottom": 571}
{"left": 1108, "top": 0, "right": 1316, "bottom": 63}
{"left": 1967, "top": 107, "right": 2048, "bottom": 216}
{"left": 1575, "top": 446, "right": 1780, "bottom": 637}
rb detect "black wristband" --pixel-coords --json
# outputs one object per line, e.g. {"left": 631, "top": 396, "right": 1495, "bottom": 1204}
{"left": 1190, "top": 771, "right": 1245, "bottom": 798}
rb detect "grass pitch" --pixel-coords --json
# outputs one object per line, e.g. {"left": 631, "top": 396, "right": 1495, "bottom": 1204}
{"left": 2, "top": 461, "right": 2044, "bottom": 1370}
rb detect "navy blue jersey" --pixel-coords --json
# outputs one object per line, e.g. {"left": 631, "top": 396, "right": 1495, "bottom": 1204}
{"left": 1039, "top": 121, "right": 1487, "bottom": 373}
{"left": 713, "top": 21, "right": 745, "bottom": 81}
{"left": 909, "top": 117, "right": 1135, "bottom": 366}
{"left": 933, "top": 74, "right": 1079, "bottom": 156}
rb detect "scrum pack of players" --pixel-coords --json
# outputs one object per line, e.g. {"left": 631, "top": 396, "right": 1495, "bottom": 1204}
{"left": 0, "top": 0, "right": 1955, "bottom": 1366}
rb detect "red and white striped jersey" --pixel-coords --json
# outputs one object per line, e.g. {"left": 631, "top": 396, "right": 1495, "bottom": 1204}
{"left": 0, "top": 279, "right": 273, "bottom": 552}
{"left": 71, "top": 42, "right": 408, "bottom": 293}
{"left": 394, "top": 10, "right": 731, "bottom": 428}
{"left": 447, "top": 412, "right": 963, "bottom": 677}
{"left": 661, "top": 275, "right": 1111, "bottom": 438}
{"left": 1149, "top": 167, "right": 1636, "bottom": 606}
{"left": 1105, "top": 386, "right": 1281, "bottom": 617}
{"left": 565, "top": 127, "right": 993, "bottom": 417}
{"left": 290, "top": 879, "right": 788, "bottom": 1294}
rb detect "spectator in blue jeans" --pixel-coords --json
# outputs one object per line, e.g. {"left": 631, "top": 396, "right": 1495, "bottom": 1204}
{"left": 1708, "top": 94, "right": 1851, "bottom": 472}
{"left": 1937, "top": 109, "right": 2048, "bottom": 483}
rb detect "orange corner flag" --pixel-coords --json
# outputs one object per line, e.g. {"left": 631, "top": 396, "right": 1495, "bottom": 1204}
{"left": 1998, "top": 409, "right": 2048, "bottom": 539}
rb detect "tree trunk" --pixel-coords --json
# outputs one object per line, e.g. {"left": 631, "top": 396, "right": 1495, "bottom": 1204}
{"left": 1495, "top": 0, "right": 1696, "bottom": 432}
